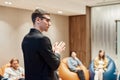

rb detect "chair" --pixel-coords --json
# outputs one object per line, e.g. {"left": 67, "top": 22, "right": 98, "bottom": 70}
{"left": 0, "top": 63, "right": 10, "bottom": 76}
{"left": 58, "top": 57, "right": 90, "bottom": 80}
{"left": 89, "top": 56, "right": 117, "bottom": 80}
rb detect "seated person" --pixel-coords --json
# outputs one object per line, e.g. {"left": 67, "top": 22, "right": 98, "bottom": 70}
{"left": 94, "top": 50, "right": 108, "bottom": 80}
{"left": 67, "top": 51, "right": 85, "bottom": 80}
{"left": 3, "top": 58, "right": 25, "bottom": 80}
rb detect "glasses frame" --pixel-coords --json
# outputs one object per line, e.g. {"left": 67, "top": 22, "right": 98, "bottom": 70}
{"left": 41, "top": 16, "right": 51, "bottom": 22}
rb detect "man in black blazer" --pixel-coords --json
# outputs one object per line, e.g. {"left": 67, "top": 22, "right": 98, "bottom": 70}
{"left": 21, "top": 9, "right": 65, "bottom": 80}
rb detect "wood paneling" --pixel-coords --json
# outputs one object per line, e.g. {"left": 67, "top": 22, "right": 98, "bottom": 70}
{"left": 86, "top": 6, "right": 91, "bottom": 67}
{"left": 69, "top": 11, "right": 91, "bottom": 67}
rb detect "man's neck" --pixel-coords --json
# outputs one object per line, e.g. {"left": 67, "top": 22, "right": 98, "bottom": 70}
{"left": 33, "top": 25, "right": 43, "bottom": 32}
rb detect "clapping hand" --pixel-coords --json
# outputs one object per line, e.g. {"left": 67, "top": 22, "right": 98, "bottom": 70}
{"left": 52, "top": 41, "right": 65, "bottom": 54}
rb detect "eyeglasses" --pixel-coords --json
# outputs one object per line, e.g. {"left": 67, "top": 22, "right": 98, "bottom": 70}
{"left": 41, "top": 16, "right": 51, "bottom": 22}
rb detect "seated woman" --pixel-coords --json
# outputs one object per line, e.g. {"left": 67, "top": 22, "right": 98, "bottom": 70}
{"left": 67, "top": 51, "right": 85, "bottom": 80}
{"left": 3, "top": 58, "right": 25, "bottom": 80}
{"left": 94, "top": 50, "right": 108, "bottom": 80}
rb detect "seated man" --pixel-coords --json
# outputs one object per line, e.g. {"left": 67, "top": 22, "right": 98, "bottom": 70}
{"left": 67, "top": 51, "right": 85, "bottom": 80}
{"left": 3, "top": 58, "right": 25, "bottom": 80}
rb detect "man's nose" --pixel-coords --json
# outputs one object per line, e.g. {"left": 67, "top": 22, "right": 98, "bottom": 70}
{"left": 48, "top": 21, "right": 51, "bottom": 26}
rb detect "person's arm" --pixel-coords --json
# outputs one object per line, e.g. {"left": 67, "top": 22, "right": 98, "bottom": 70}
{"left": 38, "top": 36, "right": 63, "bottom": 70}
{"left": 3, "top": 68, "right": 14, "bottom": 80}
{"left": 67, "top": 58, "right": 77, "bottom": 72}
{"left": 19, "top": 67, "right": 25, "bottom": 78}
{"left": 3, "top": 68, "right": 10, "bottom": 78}
{"left": 103, "top": 58, "right": 108, "bottom": 70}
{"left": 94, "top": 57, "right": 99, "bottom": 69}
{"left": 76, "top": 57, "right": 82, "bottom": 66}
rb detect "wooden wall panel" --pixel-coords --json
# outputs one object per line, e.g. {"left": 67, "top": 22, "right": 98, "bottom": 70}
{"left": 69, "top": 13, "right": 91, "bottom": 67}
{"left": 86, "top": 6, "right": 91, "bottom": 67}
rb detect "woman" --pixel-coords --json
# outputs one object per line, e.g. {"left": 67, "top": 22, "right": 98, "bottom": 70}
{"left": 94, "top": 50, "right": 108, "bottom": 80}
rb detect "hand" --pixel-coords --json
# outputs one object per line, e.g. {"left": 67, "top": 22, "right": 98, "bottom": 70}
{"left": 98, "top": 65, "right": 103, "bottom": 69}
{"left": 59, "top": 78, "right": 62, "bottom": 80}
{"left": 13, "top": 78, "right": 19, "bottom": 80}
{"left": 76, "top": 67, "right": 81, "bottom": 70}
{"left": 21, "top": 74, "right": 25, "bottom": 78}
{"left": 52, "top": 42, "right": 57, "bottom": 52}
{"left": 53, "top": 41, "right": 65, "bottom": 54}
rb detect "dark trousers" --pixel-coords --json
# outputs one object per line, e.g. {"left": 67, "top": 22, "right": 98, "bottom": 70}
{"left": 2, "top": 78, "right": 25, "bottom": 80}
{"left": 76, "top": 70, "right": 85, "bottom": 80}
{"left": 19, "top": 78, "right": 25, "bottom": 80}
{"left": 0, "top": 75, "right": 3, "bottom": 80}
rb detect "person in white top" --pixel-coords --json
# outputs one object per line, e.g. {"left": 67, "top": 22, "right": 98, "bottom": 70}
{"left": 3, "top": 58, "right": 24, "bottom": 80}
{"left": 94, "top": 50, "right": 108, "bottom": 80}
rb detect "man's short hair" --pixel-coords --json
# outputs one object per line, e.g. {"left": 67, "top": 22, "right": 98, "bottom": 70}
{"left": 31, "top": 9, "right": 50, "bottom": 24}
{"left": 70, "top": 51, "right": 77, "bottom": 56}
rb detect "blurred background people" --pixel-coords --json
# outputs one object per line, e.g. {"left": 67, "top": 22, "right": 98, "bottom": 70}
{"left": 3, "top": 58, "right": 24, "bottom": 80}
{"left": 94, "top": 50, "right": 108, "bottom": 80}
{"left": 67, "top": 51, "right": 85, "bottom": 80}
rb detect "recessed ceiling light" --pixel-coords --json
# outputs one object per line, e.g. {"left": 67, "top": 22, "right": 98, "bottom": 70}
{"left": 4, "top": 1, "right": 12, "bottom": 5}
{"left": 36, "top": 7, "right": 40, "bottom": 9}
{"left": 5, "top": 1, "right": 8, "bottom": 4}
{"left": 8, "top": 2, "right": 12, "bottom": 5}
{"left": 57, "top": 11, "right": 63, "bottom": 14}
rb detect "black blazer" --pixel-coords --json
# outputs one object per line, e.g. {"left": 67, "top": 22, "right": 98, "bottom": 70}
{"left": 22, "top": 28, "right": 60, "bottom": 80}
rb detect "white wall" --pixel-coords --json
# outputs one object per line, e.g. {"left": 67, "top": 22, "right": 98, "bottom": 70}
{"left": 116, "top": 21, "right": 120, "bottom": 71}
{"left": 0, "top": 6, "right": 69, "bottom": 67}
{"left": 91, "top": 4, "right": 120, "bottom": 71}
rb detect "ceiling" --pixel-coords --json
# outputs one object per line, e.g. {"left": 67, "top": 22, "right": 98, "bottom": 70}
{"left": 0, "top": 0, "right": 120, "bottom": 16}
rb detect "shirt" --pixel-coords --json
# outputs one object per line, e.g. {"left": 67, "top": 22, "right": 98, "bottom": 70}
{"left": 98, "top": 60, "right": 104, "bottom": 69}
{"left": 4, "top": 67, "right": 24, "bottom": 80}
{"left": 67, "top": 57, "right": 82, "bottom": 72}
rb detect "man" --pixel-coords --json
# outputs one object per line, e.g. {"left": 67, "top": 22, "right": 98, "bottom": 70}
{"left": 21, "top": 9, "right": 65, "bottom": 80}
{"left": 67, "top": 51, "right": 85, "bottom": 80}
{"left": 3, "top": 58, "right": 24, "bottom": 80}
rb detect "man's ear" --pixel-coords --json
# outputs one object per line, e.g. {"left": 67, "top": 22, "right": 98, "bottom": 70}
{"left": 35, "top": 17, "right": 41, "bottom": 23}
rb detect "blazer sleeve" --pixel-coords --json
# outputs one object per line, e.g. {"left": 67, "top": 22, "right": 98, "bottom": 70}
{"left": 38, "top": 36, "right": 61, "bottom": 71}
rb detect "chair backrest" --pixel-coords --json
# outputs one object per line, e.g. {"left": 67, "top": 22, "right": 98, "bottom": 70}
{"left": 89, "top": 56, "right": 117, "bottom": 80}
{"left": 58, "top": 57, "right": 80, "bottom": 80}
{"left": 58, "top": 57, "right": 90, "bottom": 80}
{"left": 0, "top": 63, "right": 10, "bottom": 76}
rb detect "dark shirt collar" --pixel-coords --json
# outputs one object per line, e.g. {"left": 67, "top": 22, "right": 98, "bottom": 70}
{"left": 30, "top": 28, "right": 42, "bottom": 34}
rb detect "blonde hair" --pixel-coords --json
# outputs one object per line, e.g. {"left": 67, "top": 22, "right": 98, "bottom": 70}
{"left": 10, "top": 58, "right": 19, "bottom": 64}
